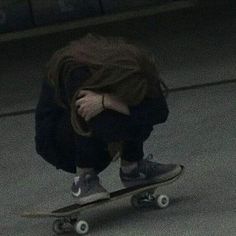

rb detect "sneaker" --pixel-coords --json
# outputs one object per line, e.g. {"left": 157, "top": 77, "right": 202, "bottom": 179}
{"left": 120, "top": 154, "right": 182, "bottom": 187}
{"left": 71, "top": 172, "right": 110, "bottom": 205}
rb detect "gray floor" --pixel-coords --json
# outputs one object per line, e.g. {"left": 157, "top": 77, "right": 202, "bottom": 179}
{"left": 1, "top": 8, "right": 236, "bottom": 236}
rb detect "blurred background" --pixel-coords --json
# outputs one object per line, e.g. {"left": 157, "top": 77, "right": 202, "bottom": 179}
{"left": 0, "top": 1, "right": 236, "bottom": 235}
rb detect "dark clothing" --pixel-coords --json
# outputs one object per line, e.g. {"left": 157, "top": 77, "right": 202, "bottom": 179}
{"left": 54, "top": 111, "right": 147, "bottom": 173}
{"left": 35, "top": 67, "right": 169, "bottom": 174}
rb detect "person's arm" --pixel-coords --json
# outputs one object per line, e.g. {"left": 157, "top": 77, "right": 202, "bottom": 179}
{"left": 69, "top": 66, "right": 168, "bottom": 126}
{"left": 104, "top": 93, "right": 169, "bottom": 126}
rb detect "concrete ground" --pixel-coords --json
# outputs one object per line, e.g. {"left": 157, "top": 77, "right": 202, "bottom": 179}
{"left": 0, "top": 7, "right": 236, "bottom": 236}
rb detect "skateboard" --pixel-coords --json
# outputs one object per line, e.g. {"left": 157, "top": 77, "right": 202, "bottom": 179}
{"left": 22, "top": 166, "right": 184, "bottom": 235}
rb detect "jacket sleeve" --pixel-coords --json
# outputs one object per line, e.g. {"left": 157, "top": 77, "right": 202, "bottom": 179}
{"left": 88, "top": 95, "right": 169, "bottom": 142}
{"left": 128, "top": 95, "right": 169, "bottom": 126}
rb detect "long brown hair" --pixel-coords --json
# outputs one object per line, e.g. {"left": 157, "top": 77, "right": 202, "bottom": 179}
{"left": 47, "top": 34, "right": 168, "bottom": 107}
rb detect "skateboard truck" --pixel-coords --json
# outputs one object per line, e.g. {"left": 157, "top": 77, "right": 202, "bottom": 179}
{"left": 131, "top": 189, "right": 170, "bottom": 209}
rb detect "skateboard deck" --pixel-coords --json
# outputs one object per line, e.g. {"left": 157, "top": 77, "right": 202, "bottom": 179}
{"left": 22, "top": 166, "right": 184, "bottom": 235}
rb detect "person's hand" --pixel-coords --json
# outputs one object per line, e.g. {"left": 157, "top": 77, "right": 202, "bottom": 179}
{"left": 75, "top": 90, "right": 105, "bottom": 121}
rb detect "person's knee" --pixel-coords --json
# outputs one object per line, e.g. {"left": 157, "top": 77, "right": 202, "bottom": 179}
{"left": 160, "top": 107, "right": 169, "bottom": 123}
{"left": 138, "top": 125, "right": 153, "bottom": 141}
{"left": 88, "top": 110, "right": 134, "bottom": 142}
{"left": 88, "top": 109, "right": 155, "bottom": 142}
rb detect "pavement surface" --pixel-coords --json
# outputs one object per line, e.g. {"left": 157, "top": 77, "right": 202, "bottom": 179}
{"left": 0, "top": 6, "right": 235, "bottom": 236}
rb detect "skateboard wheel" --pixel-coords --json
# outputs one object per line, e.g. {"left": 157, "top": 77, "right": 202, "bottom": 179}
{"left": 74, "top": 220, "right": 89, "bottom": 235}
{"left": 156, "top": 195, "right": 169, "bottom": 208}
{"left": 52, "top": 219, "right": 66, "bottom": 235}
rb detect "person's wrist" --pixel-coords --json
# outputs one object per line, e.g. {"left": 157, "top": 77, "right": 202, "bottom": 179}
{"left": 103, "top": 94, "right": 112, "bottom": 110}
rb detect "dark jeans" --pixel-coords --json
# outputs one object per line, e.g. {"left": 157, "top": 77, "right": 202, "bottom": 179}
{"left": 55, "top": 109, "right": 153, "bottom": 173}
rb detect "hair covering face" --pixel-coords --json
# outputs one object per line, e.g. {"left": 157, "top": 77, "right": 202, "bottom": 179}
{"left": 47, "top": 34, "right": 168, "bottom": 137}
